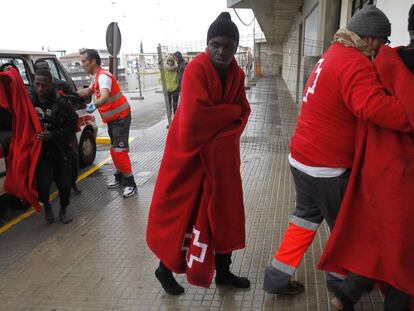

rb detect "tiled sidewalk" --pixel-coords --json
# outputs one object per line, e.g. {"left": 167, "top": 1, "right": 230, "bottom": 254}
{"left": 0, "top": 77, "right": 383, "bottom": 310}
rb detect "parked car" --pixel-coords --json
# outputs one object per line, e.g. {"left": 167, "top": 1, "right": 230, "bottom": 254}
{"left": 0, "top": 50, "right": 98, "bottom": 196}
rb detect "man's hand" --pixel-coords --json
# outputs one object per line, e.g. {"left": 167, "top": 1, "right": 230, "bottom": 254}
{"left": 38, "top": 130, "right": 53, "bottom": 141}
{"left": 86, "top": 102, "right": 96, "bottom": 113}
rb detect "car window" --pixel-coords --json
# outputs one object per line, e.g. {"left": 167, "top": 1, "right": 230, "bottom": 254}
{"left": 0, "top": 58, "right": 30, "bottom": 85}
{"left": 42, "top": 58, "right": 61, "bottom": 80}
{"left": 39, "top": 58, "right": 76, "bottom": 91}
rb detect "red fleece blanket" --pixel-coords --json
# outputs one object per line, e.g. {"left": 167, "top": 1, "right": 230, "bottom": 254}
{"left": 0, "top": 68, "right": 42, "bottom": 211}
{"left": 318, "top": 46, "right": 414, "bottom": 299}
{"left": 147, "top": 52, "right": 250, "bottom": 287}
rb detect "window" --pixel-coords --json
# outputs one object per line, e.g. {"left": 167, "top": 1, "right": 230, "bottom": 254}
{"left": 37, "top": 58, "right": 76, "bottom": 92}
{"left": 0, "top": 58, "right": 30, "bottom": 85}
{"left": 352, "top": 0, "right": 376, "bottom": 15}
{"left": 304, "top": 4, "right": 320, "bottom": 57}
{"left": 41, "top": 59, "right": 61, "bottom": 80}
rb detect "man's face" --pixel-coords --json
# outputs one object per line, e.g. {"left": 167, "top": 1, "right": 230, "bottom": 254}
{"left": 34, "top": 75, "right": 53, "bottom": 99}
{"left": 80, "top": 53, "right": 96, "bottom": 75}
{"left": 207, "top": 36, "right": 238, "bottom": 69}
{"left": 365, "top": 37, "right": 389, "bottom": 53}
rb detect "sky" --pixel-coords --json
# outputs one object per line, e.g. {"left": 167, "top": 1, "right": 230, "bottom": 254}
{"left": 1, "top": 0, "right": 261, "bottom": 55}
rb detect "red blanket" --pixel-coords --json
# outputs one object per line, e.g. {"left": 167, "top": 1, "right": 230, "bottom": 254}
{"left": 0, "top": 68, "right": 42, "bottom": 211}
{"left": 146, "top": 52, "right": 250, "bottom": 287}
{"left": 318, "top": 46, "right": 414, "bottom": 299}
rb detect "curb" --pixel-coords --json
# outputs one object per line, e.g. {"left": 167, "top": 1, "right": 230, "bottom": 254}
{"left": 96, "top": 137, "right": 111, "bottom": 144}
{"left": 96, "top": 137, "right": 136, "bottom": 145}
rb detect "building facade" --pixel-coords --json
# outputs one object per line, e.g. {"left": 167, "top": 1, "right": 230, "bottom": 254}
{"left": 228, "top": 0, "right": 412, "bottom": 106}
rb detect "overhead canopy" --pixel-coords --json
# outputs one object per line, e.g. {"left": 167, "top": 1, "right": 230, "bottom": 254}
{"left": 227, "top": 0, "right": 303, "bottom": 44}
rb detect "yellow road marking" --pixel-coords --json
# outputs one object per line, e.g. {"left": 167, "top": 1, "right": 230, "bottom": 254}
{"left": 0, "top": 155, "right": 112, "bottom": 235}
{"left": 96, "top": 136, "right": 135, "bottom": 145}
{"left": 96, "top": 137, "right": 111, "bottom": 144}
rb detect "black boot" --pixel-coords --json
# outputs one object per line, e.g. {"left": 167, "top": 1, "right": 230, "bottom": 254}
{"left": 59, "top": 206, "right": 72, "bottom": 224}
{"left": 331, "top": 273, "right": 373, "bottom": 311}
{"left": 332, "top": 289, "right": 355, "bottom": 311}
{"left": 215, "top": 270, "right": 251, "bottom": 288}
{"left": 44, "top": 204, "right": 54, "bottom": 223}
{"left": 384, "top": 286, "right": 409, "bottom": 311}
{"left": 155, "top": 262, "right": 184, "bottom": 295}
{"left": 215, "top": 253, "right": 250, "bottom": 288}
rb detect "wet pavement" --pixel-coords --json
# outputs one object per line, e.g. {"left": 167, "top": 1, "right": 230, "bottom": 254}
{"left": 0, "top": 78, "right": 383, "bottom": 310}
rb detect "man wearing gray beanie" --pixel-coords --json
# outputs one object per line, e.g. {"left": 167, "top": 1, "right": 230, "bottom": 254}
{"left": 347, "top": 5, "right": 391, "bottom": 39}
{"left": 147, "top": 12, "right": 251, "bottom": 295}
{"left": 264, "top": 4, "right": 414, "bottom": 305}
{"left": 327, "top": 5, "right": 414, "bottom": 311}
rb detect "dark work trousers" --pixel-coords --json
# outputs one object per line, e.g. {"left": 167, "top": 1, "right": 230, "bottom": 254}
{"left": 339, "top": 273, "right": 409, "bottom": 310}
{"left": 71, "top": 134, "right": 79, "bottom": 187}
{"left": 107, "top": 114, "right": 131, "bottom": 150}
{"left": 267, "top": 166, "right": 350, "bottom": 291}
{"left": 168, "top": 91, "right": 179, "bottom": 115}
{"left": 107, "top": 114, "right": 136, "bottom": 187}
{"left": 290, "top": 166, "right": 350, "bottom": 228}
{"left": 36, "top": 152, "right": 72, "bottom": 208}
{"left": 214, "top": 252, "right": 232, "bottom": 272}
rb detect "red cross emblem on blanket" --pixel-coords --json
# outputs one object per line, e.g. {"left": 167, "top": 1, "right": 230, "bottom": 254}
{"left": 181, "top": 227, "right": 208, "bottom": 268}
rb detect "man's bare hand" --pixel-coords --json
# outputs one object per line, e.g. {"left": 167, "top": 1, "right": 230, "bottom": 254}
{"left": 38, "top": 130, "right": 53, "bottom": 141}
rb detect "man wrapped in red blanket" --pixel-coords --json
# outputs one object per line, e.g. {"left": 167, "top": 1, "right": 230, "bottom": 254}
{"left": 318, "top": 7, "right": 414, "bottom": 311}
{"left": 147, "top": 12, "right": 251, "bottom": 295}
{"left": 0, "top": 67, "right": 42, "bottom": 211}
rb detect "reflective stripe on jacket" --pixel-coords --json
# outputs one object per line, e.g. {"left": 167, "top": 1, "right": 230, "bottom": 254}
{"left": 92, "top": 67, "right": 130, "bottom": 123}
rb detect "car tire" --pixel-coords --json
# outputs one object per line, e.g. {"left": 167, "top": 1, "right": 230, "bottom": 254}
{"left": 79, "top": 130, "right": 96, "bottom": 167}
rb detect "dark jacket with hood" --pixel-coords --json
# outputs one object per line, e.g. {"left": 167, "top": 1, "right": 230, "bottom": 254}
{"left": 30, "top": 90, "right": 78, "bottom": 159}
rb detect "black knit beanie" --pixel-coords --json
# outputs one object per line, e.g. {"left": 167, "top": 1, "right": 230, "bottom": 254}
{"left": 347, "top": 5, "right": 391, "bottom": 38}
{"left": 408, "top": 4, "right": 414, "bottom": 40}
{"left": 207, "top": 12, "right": 239, "bottom": 45}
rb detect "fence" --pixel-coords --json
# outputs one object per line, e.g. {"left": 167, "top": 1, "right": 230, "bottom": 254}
{"left": 157, "top": 34, "right": 325, "bottom": 129}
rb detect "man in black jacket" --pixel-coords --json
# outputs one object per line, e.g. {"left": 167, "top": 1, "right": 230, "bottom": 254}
{"left": 398, "top": 4, "right": 414, "bottom": 72}
{"left": 31, "top": 69, "right": 78, "bottom": 224}
{"left": 173, "top": 51, "right": 187, "bottom": 97}
{"left": 34, "top": 60, "right": 82, "bottom": 194}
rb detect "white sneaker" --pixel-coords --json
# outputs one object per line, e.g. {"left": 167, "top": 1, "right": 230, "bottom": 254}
{"left": 107, "top": 180, "right": 121, "bottom": 189}
{"left": 123, "top": 186, "right": 137, "bottom": 198}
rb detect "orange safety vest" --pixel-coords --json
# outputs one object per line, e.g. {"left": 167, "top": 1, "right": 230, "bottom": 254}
{"left": 91, "top": 67, "right": 130, "bottom": 123}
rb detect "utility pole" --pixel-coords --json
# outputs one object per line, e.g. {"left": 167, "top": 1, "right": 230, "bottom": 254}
{"left": 253, "top": 16, "right": 256, "bottom": 77}
{"left": 157, "top": 44, "right": 172, "bottom": 126}
{"left": 135, "top": 58, "right": 144, "bottom": 100}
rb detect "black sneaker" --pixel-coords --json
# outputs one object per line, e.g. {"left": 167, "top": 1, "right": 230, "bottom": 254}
{"left": 107, "top": 179, "right": 121, "bottom": 189}
{"left": 72, "top": 184, "right": 82, "bottom": 194}
{"left": 44, "top": 206, "right": 54, "bottom": 223}
{"left": 59, "top": 208, "right": 72, "bottom": 224}
{"left": 263, "top": 265, "right": 304, "bottom": 295}
{"left": 155, "top": 267, "right": 184, "bottom": 295}
{"left": 122, "top": 185, "right": 137, "bottom": 198}
{"left": 272, "top": 280, "right": 305, "bottom": 295}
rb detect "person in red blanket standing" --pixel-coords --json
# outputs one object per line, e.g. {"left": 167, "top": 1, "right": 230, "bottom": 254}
{"left": 147, "top": 12, "right": 251, "bottom": 295}
{"left": 77, "top": 49, "right": 137, "bottom": 198}
{"left": 263, "top": 5, "right": 414, "bottom": 297}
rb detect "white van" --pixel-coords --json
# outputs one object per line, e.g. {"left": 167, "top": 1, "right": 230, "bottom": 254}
{"left": 0, "top": 50, "right": 98, "bottom": 195}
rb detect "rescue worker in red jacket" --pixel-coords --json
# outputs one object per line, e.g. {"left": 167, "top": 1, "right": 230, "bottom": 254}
{"left": 263, "top": 5, "right": 414, "bottom": 297}
{"left": 77, "top": 49, "right": 137, "bottom": 198}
